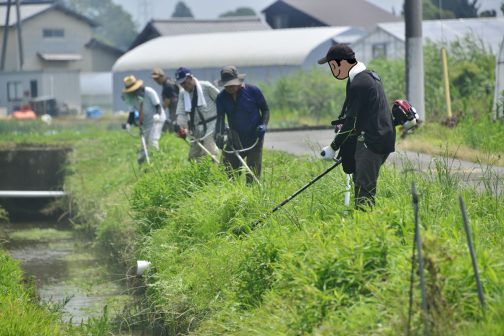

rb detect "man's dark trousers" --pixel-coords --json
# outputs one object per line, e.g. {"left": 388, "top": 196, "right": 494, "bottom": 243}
{"left": 353, "top": 140, "right": 389, "bottom": 209}
{"left": 223, "top": 138, "right": 263, "bottom": 185}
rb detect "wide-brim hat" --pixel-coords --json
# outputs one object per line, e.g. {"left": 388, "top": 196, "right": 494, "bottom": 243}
{"left": 218, "top": 65, "right": 246, "bottom": 87}
{"left": 123, "top": 75, "right": 143, "bottom": 93}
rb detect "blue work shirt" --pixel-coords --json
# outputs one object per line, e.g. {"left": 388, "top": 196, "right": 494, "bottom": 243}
{"left": 215, "top": 84, "right": 269, "bottom": 148}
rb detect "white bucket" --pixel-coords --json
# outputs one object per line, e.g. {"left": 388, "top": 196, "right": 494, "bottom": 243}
{"left": 136, "top": 260, "right": 151, "bottom": 275}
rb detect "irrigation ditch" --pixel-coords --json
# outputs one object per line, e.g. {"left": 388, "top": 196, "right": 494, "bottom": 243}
{"left": 0, "top": 144, "right": 150, "bottom": 334}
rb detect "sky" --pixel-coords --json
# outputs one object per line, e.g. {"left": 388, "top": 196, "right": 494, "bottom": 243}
{"left": 113, "top": 0, "right": 503, "bottom": 28}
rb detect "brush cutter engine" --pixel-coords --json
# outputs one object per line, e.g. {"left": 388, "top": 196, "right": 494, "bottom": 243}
{"left": 392, "top": 99, "right": 419, "bottom": 131}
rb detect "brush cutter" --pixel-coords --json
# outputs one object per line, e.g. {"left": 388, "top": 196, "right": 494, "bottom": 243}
{"left": 232, "top": 157, "right": 343, "bottom": 235}
{"left": 222, "top": 130, "right": 261, "bottom": 185}
{"left": 140, "top": 131, "right": 151, "bottom": 165}
{"left": 174, "top": 123, "right": 220, "bottom": 163}
{"left": 184, "top": 130, "right": 220, "bottom": 164}
{"left": 122, "top": 124, "right": 150, "bottom": 164}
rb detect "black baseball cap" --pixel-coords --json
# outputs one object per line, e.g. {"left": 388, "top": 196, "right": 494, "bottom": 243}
{"left": 317, "top": 44, "right": 355, "bottom": 64}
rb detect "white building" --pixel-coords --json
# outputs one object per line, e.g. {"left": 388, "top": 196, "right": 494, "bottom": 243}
{"left": 112, "top": 26, "right": 365, "bottom": 112}
{"left": 0, "top": 2, "right": 122, "bottom": 115}
{"left": 351, "top": 17, "right": 504, "bottom": 63}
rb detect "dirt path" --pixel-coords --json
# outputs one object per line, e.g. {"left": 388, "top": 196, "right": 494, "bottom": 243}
{"left": 264, "top": 129, "right": 504, "bottom": 192}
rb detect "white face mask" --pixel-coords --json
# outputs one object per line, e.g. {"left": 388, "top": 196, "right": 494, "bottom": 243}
{"left": 122, "top": 93, "right": 143, "bottom": 106}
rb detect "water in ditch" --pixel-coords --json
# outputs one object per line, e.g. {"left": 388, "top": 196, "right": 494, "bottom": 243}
{"left": 0, "top": 220, "right": 133, "bottom": 326}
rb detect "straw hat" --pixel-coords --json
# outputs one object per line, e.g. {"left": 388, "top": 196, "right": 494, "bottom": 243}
{"left": 123, "top": 75, "right": 143, "bottom": 93}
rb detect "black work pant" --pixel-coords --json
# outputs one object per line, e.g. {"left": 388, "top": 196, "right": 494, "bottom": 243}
{"left": 223, "top": 138, "right": 263, "bottom": 185}
{"left": 353, "top": 141, "right": 389, "bottom": 209}
{"left": 162, "top": 101, "right": 178, "bottom": 133}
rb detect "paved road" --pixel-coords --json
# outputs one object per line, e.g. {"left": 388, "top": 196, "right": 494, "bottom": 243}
{"left": 264, "top": 129, "right": 504, "bottom": 191}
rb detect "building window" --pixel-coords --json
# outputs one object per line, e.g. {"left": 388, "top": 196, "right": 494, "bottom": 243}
{"left": 30, "top": 80, "right": 38, "bottom": 98}
{"left": 43, "top": 28, "right": 64, "bottom": 38}
{"left": 7, "top": 81, "right": 23, "bottom": 101}
{"left": 372, "top": 43, "right": 387, "bottom": 59}
{"left": 273, "top": 14, "right": 289, "bottom": 28}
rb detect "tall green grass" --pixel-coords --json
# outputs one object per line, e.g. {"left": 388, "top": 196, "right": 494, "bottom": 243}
{"left": 1, "top": 108, "right": 502, "bottom": 335}
{"left": 129, "top": 146, "right": 504, "bottom": 335}
{"left": 0, "top": 251, "right": 81, "bottom": 335}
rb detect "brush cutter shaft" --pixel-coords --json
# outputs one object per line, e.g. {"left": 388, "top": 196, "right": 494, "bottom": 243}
{"left": 223, "top": 134, "right": 261, "bottom": 184}
{"left": 271, "top": 158, "right": 342, "bottom": 214}
{"left": 234, "top": 150, "right": 261, "bottom": 185}
{"left": 234, "top": 158, "right": 342, "bottom": 235}
{"left": 141, "top": 134, "right": 150, "bottom": 164}
{"left": 193, "top": 139, "right": 219, "bottom": 164}
{"left": 235, "top": 152, "right": 261, "bottom": 185}
{"left": 183, "top": 132, "right": 220, "bottom": 164}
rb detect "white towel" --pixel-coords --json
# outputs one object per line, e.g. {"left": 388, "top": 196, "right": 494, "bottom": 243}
{"left": 349, "top": 62, "right": 367, "bottom": 82}
{"left": 183, "top": 78, "right": 207, "bottom": 112}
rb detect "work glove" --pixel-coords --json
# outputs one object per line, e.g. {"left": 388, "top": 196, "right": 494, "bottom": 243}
{"left": 320, "top": 145, "right": 337, "bottom": 160}
{"left": 153, "top": 113, "right": 161, "bottom": 122}
{"left": 215, "top": 133, "right": 226, "bottom": 150}
{"left": 256, "top": 124, "right": 267, "bottom": 138}
{"left": 176, "top": 127, "right": 187, "bottom": 139}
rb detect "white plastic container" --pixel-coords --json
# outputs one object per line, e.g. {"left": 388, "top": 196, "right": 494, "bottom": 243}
{"left": 136, "top": 260, "right": 151, "bottom": 275}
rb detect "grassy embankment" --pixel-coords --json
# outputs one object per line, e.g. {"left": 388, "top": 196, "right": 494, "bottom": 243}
{"left": 127, "top": 137, "right": 504, "bottom": 335}
{"left": 4, "top": 119, "right": 503, "bottom": 334}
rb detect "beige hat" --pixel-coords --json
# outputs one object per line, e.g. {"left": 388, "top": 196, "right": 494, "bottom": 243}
{"left": 123, "top": 75, "right": 143, "bottom": 93}
{"left": 151, "top": 68, "right": 165, "bottom": 79}
{"left": 218, "top": 65, "right": 245, "bottom": 87}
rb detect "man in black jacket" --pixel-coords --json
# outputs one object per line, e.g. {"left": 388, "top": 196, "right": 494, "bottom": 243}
{"left": 152, "top": 68, "right": 179, "bottom": 132}
{"left": 318, "top": 44, "right": 395, "bottom": 209}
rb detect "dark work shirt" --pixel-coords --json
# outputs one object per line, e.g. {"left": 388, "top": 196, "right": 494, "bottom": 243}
{"left": 215, "top": 84, "right": 269, "bottom": 148}
{"left": 162, "top": 79, "right": 179, "bottom": 102}
{"left": 332, "top": 70, "right": 395, "bottom": 155}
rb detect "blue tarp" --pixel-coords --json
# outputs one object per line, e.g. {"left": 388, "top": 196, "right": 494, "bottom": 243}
{"left": 85, "top": 106, "right": 102, "bottom": 119}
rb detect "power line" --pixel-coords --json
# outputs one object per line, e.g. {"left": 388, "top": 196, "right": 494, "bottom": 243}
{"left": 137, "top": 0, "right": 152, "bottom": 27}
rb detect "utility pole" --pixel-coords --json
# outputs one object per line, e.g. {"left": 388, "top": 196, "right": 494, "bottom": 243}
{"left": 15, "top": 0, "right": 24, "bottom": 70}
{"left": 137, "top": 0, "right": 152, "bottom": 28}
{"left": 405, "top": 0, "right": 425, "bottom": 121}
{"left": 1, "top": 0, "right": 12, "bottom": 71}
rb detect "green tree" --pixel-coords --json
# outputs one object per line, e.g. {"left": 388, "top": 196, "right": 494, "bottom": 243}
{"left": 422, "top": 0, "right": 455, "bottom": 19}
{"left": 58, "top": 0, "right": 137, "bottom": 50}
{"left": 479, "top": 9, "right": 496, "bottom": 17}
{"left": 432, "top": 0, "right": 480, "bottom": 18}
{"left": 172, "top": 1, "right": 194, "bottom": 18}
{"left": 403, "top": 0, "right": 454, "bottom": 20}
{"left": 219, "top": 7, "right": 257, "bottom": 17}
{"left": 415, "top": 0, "right": 480, "bottom": 19}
